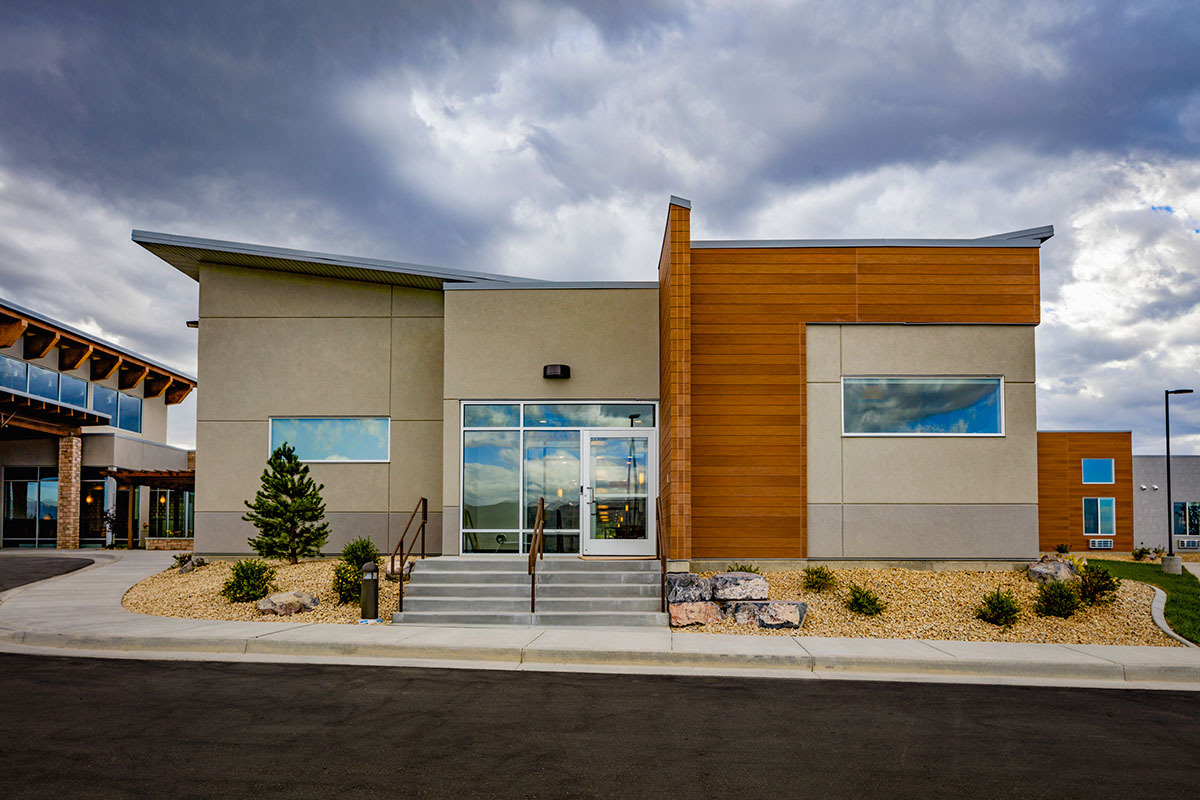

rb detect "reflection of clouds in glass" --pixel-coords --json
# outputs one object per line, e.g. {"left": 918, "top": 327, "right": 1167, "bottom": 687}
{"left": 525, "top": 404, "right": 654, "bottom": 428}
{"left": 844, "top": 379, "right": 1001, "bottom": 434}
{"left": 464, "top": 404, "right": 520, "bottom": 427}
{"left": 271, "top": 418, "right": 389, "bottom": 460}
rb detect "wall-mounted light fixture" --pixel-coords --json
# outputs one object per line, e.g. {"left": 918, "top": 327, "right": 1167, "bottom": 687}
{"left": 543, "top": 364, "right": 571, "bottom": 380}
{"left": 1140, "top": 485, "right": 1148, "bottom": 491}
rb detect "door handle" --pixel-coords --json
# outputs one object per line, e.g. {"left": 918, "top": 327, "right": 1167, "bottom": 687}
{"left": 582, "top": 485, "right": 594, "bottom": 504}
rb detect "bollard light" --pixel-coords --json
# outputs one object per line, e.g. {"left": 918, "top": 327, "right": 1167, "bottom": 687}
{"left": 361, "top": 561, "right": 378, "bottom": 620}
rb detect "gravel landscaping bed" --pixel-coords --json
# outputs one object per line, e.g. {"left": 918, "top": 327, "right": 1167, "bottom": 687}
{"left": 681, "top": 567, "right": 1181, "bottom": 646}
{"left": 123, "top": 559, "right": 402, "bottom": 624}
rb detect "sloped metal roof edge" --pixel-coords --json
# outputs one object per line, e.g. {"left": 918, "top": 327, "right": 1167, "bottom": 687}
{"left": 691, "top": 225, "right": 1054, "bottom": 249}
{"left": 444, "top": 281, "right": 658, "bottom": 291}
{"left": 131, "top": 230, "right": 543, "bottom": 286}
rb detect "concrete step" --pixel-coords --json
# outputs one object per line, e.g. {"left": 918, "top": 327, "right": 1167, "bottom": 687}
{"left": 406, "top": 582, "right": 661, "bottom": 598}
{"left": 409, "top": 570, "right": 660, "bottom": 586}
{"left": 403, "top": 596, "right": 662, "bottom": 613}
{"left": 414, "top": 557, "right": 660, "bottom": 573}
{"left": 392, "top": 611, "right": 669, "bottom": 627}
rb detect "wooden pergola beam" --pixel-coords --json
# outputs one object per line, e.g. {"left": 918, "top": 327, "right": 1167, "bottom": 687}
{"left": 23, "top": 327, "right": 60, "bottom": 360}
{"left": 143, "top": 373, "right": 173, "bottom": 399}
{"left": 0, "top": 315, "right": 28, "bottom": 348}
{"left": 90, "top": 352, "right": 122, "bottom": 382}
{"left": 58, "top": 340, "right": 93, "bottom": 371}
{"left": 0, "top": 413, "right": 78, "bottom": 437}
{"left": 165, "top": 382, "right": 193, "bottom": 406}
{"left": 118, "top": 363, "right": 150, "bottom": 391}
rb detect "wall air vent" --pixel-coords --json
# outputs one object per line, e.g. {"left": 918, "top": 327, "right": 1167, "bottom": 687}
{"left": 1088, "top": 539, "right": 1114, "bottom": 550}
{"left": 1178, "top": 539, "right": 1200, "bottom": 550}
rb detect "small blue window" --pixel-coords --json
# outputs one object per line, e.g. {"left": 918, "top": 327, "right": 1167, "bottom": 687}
{"left": 27, "top": 364, "right": 58, "bottom": 401}
{"left": 59, "top": 375, "right": 87, "bottom": 408}
{"left": 92, "top": 385, "right": 117, "bottom": 423}
{"left": 0, "top": 354, "right": 27, "bottom": 392}
{"left": 269, "top": 418, "right": 390, "bottom": 462}
{"left": 117, "top": 393, "right": 142, "bottom": 433}
{"left": 1081, "top": 458, "right": 1114, "bottom": 484}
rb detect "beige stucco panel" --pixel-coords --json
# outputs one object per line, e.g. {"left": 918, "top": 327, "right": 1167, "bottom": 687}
{"left": 388, "top": 421, "right": 443, "bottom": 509}
{"left": 198, "top": 264, "right": 391, "bottom": 318}
{"left": 444, "top": 288, "right": 658, "bottom": 400}
{"left": 195, "top": 421, "right": 267, "bottom": 513}
{"left": 197, "top": 317, "right": 391, "bottom": 420}
{"left": 441, "top": 399, "right": 461, "bottom": 507}
{"left": 841, "top": 382, "right": 1038, "bottom": 504}
{"left": 841, "top": 504, "right": 1039, "bottom": 559}
{"left": 391, "top": 286, "right": 445, "bottom": 318}
{"left": 390, "top": 318, "right": 444, "bottom": 420}
{"left": 840, "top": 324, "right": 1036, "bottom": 382}
{"left": 806, "top": 504, "right": 843, "bottom": 557}
{"left": 806, "top": 382, "right": 843, "bottom": 504}
{"left": 805, "top": 325, "right": 841, "bottom": 383}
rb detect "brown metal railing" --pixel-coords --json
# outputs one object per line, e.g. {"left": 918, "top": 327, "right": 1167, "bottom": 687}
{"left": 656, "top": 495, "right": 668, "bottom": 613}
{"left": 528, "top": 496, "right": 545, "bottom": 614}
{"left": 389, "top": 497, "right": 428, "bottom": 614}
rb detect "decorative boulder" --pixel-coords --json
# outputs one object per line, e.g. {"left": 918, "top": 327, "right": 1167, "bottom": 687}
{"left": 1027, "top": 555, "right": 1080, "bottom": 584}
{"left": 667, "top": 573, "right": 712, "bottom": 603}
{"left": 257, "top": 590, "right": 320, "bottom": 616}
{"left": 179, "top": 560, "right": 195, "bottom": 574}
{"left": 710, "top": 572, "right": 770, "bottom": 601}
{"left": 669, "top": 602, "right": 723, "bottom": 627}
{"left": 723, "top": 600, "right": 807, "bottom": 629}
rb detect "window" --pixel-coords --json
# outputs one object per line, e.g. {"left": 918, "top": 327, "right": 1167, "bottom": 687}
{"left": 60, "top": 374, "right": 87, "bottom": 408}
{"left": 27, "top": 364, "right": 58, "bottom": 401}
{"left": 0, "top": 354, "right": 27, "bottom": 392}
{"left": 268, "top": 418, "right": 390, "bottom": 462}
{"left": 463, "top": 404, "right": 520, "bottom": 428}
{"left": 2, "top": 467, "right": 57, "bottom": 548}
{"left": 1174, "top": 502, "right": 1200, "bottom": 537}
{"left": 1083, "top": 497, "right": 1115, "bottom": 537}
{"left": 842, "top": 377, "right": 1003, "bottom": 436}
{"left": 92, "top": 385, "right": 118, "bottom": 422}
{"left": 524, "top": 403, "right": 654, "bottom": 428}
{"left": 117, "top": 393, "right": 142, "bottom": 433}
{"left": 1081, "top": 458, "right": 1114, "bottom": 484}
{"left": 149, "top": 488, "right": 194, "bottom": 537}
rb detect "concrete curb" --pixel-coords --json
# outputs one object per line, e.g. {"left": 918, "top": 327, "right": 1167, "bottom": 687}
{"left": 1147, "top": 586, "right": 1197, "bottom": 648}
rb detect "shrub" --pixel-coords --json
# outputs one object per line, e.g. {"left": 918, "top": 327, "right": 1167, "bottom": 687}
{"left": 975, "top": 588, "right": 1021, "bottom": 629}
{"left": 725, "top": 562, "right": 761, "bottom": 575}
{"left": 1034, "top": 580, "right": 1081, "bottom": 619}
{"left": 220, "top": 559, "right": 276, "bottom": 603}
{"left": 1132, "top": 547, "right": 1151, "bottom": 562}
{"left": 1079, "top": 564, "right": 1121, "bottom": 606}
{"left": 332, "top": 561, "right": 361, "bottom": 605}
{"left": 1153, "top": 547, "right": 1166, "bottom": 561}
{"left": 845, "top": 583, "right": 887, "bottom": 616}
{"left": 803, "top": 565, "right": 837, "bottom": 593}
{"left": 171, "top": 553, "right": 192, "bottom": 569}
{"left": 1054, "top": 543, "right": 1072, "bottom": 554}
{"left": 341, "top": 537, "right": 382, "bottom": 570}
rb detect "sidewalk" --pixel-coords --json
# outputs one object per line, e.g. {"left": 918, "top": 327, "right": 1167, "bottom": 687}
{"left": 2, "top": 550, "right": 1200, "bottom": 690}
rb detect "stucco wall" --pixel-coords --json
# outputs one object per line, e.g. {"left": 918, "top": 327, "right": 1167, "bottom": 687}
{"left": 1133, "top": 455, "right": 1200, "bottom": 549}
{"left": 806, "top": 324, "right": 1039, "bottom": 559}
{"left": 193, "top": 265, "right": 444, "bottom": 556}
{"left": 441, "top": 286, "right": 659, "bottom": 555}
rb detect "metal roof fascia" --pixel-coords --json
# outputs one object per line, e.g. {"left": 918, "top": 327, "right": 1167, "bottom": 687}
{"left": 0, "top": 295, "right": 197, "bottom": 384}
{"left": 443, "top": 281, "right": 659, "bottom": 291}
{"left": 690, "top": 236, "right": 1050, "bottom": 249}
{"left": 131, "top": 230, "right": 542, "bottom": 286}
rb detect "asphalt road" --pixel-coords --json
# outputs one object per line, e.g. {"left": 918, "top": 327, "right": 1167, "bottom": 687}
{"left": 0, "top": 653, "right": 1197, "bottom": 799}
{"left": 0, "top": 556, "right": 93, "bottom": 592}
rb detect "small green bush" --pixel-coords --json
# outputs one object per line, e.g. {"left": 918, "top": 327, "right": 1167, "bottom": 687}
{"left": 171, "top": 553, "right": 192, "bottom": 569}
{"left": 845, "top": 583, "right": 887, "bottom": 616}
{"left": 332, "top": 561, "right": 361, "bottom": 605}
{"left": 803, "top": 565, "right": 837, "bottom": 593}
{"left": 1054, "top": 543, "right": 1072, "bottom": 554}
{"left": 1079, "top": 564, "right": 1120, "bottom": 606}
{"left": 1132, "top": 547, "right": 1151, "bottom": 562}
{"left": 725, "top": 562, "right": 761, "bottom": 575}
{"left": 1153, "top": 547, "right": 1166, "bottom": 561}
{"left": 1034, "top": 580, "right": 1081, "bottom": 619}
{"left": 975, "top": 588, "right": 1021, "bottom": 629}
{"left": 220, "top": 559, "right": 276, "bottom": 603}
{"left": 341, "top": 537, "right": 382, "bottom": 570}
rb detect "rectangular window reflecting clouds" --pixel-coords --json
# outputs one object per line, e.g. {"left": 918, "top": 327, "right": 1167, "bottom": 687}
{"left": 1083, "top": 497, "right": 1115, "bottom": 536}
{"left": 463, "top": 404, "right": 520, "bottom": 428}
{"left": 60, "top": 374, "right": 87, "bottom": 408}
{"left": 269, "top": 418, "right": 389, "bottom": 462}
{"left": 1081, "top": 458, "right": 1115, "bottom": 484}
{"left": 92, "top": 385, "right": 117, "bottom": 422}
{"left": 524, "top": 404, "right": 654, "bottom": 428}
{"left": 462, "top": 430, "right": 520, "bottom": 541}
{"left": 842, "top": 377, "right": 1003, "bottom": 435}
{"left": 117, "top": 393, "right": 142, "bottom": 433}
{"left": 27, "top": 364, "right": 58, "bottom": 402}
{"left": 0, "top": 354, "right": 27, "bottom": 392}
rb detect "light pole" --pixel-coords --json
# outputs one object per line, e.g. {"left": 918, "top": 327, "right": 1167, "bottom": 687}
{"left": 1164, "top": 388, "right": 1193, "bottom": 574}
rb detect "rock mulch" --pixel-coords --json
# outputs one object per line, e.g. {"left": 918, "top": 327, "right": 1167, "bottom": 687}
{"left": 122, "top": 559, "right": 402, "bottom": 624}
{"left": 679, "top": 567, "right": 1181, "bottom": 647}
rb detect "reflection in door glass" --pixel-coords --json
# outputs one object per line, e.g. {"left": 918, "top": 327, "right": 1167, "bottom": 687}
{"left": 523, "top": 430, "right": 581, "bottom": 553}
{"left": 589, "top": 437, "right": 649, "bottom": 541}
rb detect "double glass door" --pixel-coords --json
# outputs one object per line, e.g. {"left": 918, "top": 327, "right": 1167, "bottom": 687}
{"left": 581, "top": 431, "right": 654, "bottom": 556}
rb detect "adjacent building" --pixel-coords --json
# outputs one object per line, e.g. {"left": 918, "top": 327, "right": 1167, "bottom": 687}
{"left": 1132, "top": 455, "right": 1200, "bottom": 552}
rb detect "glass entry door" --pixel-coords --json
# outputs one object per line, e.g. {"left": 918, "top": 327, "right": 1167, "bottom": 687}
{"left": 582, "top": 431, "right": 655, "bottom": 556}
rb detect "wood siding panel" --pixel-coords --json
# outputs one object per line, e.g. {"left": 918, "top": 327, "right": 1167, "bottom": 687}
{"left": 1036, "top": 432, "right": 1134, "bottom": 552}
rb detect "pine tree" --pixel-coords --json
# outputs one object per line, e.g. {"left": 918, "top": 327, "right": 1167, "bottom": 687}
{"left": 242, "top": 443, "right": 330, "bottom": 563}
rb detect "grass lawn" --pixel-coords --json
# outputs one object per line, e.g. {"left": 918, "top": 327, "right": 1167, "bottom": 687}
{"left": 1089, "top": 559, "right": 1200, "bottom": 644}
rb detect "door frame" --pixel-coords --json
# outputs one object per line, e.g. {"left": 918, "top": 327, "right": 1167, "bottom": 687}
{"left": 581, "top": 428, "right": 657, "bottom": 557}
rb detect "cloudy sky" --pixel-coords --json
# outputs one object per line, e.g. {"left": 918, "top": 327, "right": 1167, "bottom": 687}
{"left": 1, "top": 0, "right": 1198, "bottom": 452}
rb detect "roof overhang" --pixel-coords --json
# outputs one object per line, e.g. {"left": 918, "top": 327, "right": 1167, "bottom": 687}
{"left": 0, "top": 388, "right": 112, "bottom": 437}
{"left": 132, "top": 230, "right": 542, "bottom": 291}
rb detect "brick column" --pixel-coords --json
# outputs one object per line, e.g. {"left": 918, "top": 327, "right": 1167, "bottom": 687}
{"left": 57, "top": 434, "right": 81, "bottom": 549}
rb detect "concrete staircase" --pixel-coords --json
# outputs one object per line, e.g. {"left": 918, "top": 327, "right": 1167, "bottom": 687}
{"left": 391, "top": 557, "right": 668, "bottom": 626}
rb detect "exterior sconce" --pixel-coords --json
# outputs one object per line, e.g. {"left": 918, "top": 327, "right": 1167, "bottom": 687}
{"left": 1153, "top": 485, "right": 1160, "bottom": 491}
{"left": 543, "top": 364, "right": 571, "bottom": 380}
{"left": 1140, "top": 485, "right": 1147, "bottom": 491}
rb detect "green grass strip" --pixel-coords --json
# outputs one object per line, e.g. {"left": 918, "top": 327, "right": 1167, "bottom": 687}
{"left": 1089, "top": 559, "right": 1200, "bottom": 644}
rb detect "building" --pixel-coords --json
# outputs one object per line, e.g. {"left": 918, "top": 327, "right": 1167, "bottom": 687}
{"left": 1036, "top": 431, "right": 1134, "bottom": 553}
{"left": 134, "top": 198, "right": 1066, "bottom": 564}
{"left": 1132, "top": 455, "right": 1200, "bottom": 552}
{"left": 0, "top": 298, "right": 196, "bottom": 550}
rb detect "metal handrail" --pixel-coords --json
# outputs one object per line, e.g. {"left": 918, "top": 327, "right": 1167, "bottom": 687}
{"left": 528, "top": 497, "right": 545, "bottom": 614}
{"left": 390, "top": 497, "right": 428, "bottom": 614}
{"left": 656, "top": 496, "right": 668, "bottom": 613}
